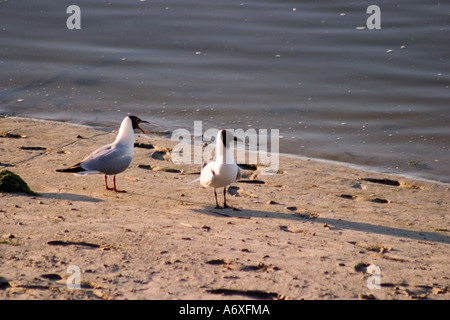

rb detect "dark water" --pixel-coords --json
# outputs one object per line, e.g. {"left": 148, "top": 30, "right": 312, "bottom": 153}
{"left": 1, "top": 0, "right": 449, "bottom": 183}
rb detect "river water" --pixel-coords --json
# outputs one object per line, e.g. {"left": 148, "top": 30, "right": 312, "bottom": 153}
{"left": 1, "top": 0, "right": 449, "bottom": 183}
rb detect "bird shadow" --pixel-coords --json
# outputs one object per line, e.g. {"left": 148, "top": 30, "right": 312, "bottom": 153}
{"left": 39, "top": 192, "right": 103, "bottom": 203}
{"left": 192, "top": 207, "right": 450, "bottom": 245}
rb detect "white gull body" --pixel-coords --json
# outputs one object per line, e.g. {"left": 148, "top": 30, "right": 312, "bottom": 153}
{"left": 200, "top": 129, "right": 242, "bottom": 208}
{"left": 56, "top": 115, "right": 148, "bottom": 192}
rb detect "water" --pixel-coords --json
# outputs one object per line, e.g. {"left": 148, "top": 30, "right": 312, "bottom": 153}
{"left": 1, "top": 0, "right": 449, "bottom": 183}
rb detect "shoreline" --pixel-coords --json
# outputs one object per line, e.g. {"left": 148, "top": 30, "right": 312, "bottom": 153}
{"left": 3, "top": 115, "right": 448, "bottom": 187}
{"left": 1, "top": 116, "right": 449, "bottom": 300}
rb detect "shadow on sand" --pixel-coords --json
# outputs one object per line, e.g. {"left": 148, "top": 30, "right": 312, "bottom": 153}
{"left": 193, "top": 207, "right": 450, "bottom": 245}
{"left": 40, "top": 192, "right": 103, "bottom": 203}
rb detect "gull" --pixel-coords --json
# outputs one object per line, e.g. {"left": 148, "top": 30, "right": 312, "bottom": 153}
{"left": 199, "top": 129, "right": 242, "bottom": 208}
{"left": 56, "top": 115, "right": 149, "bottom": 192}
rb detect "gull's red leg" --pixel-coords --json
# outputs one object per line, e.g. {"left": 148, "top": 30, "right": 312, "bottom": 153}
{"left": 223, "top": 187, "right": 229, "bottom": 208}
{"left": 113, "top": 175, "right": 126, "bottom": 193}
{"left": 105, "top": 175, "right": 113, "bottom": 190}
{"left": 214, "top": 189, "right": 221, "bottom": 209}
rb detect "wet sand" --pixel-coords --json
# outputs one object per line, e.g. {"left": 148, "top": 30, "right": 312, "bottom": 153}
{"left": 0, "top": 116, "right": 449, "bottom": 300}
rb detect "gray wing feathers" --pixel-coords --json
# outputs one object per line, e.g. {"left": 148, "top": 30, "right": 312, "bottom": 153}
{"left": 81, "top": 144, "right": 132, "bottom": 175}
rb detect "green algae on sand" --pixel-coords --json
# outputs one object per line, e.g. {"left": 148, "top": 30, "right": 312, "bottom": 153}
{"left": 0, "top": 170, "right": 39, "bottom": 196}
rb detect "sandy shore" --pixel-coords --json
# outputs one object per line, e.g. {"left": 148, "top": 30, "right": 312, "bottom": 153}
{"left": 0, "top": 116, "right": 449, "bottom": 300}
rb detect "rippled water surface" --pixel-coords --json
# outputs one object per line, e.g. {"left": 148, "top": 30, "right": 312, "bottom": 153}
{"left": 1, "top": 0, "right": 449, "bottom": 183}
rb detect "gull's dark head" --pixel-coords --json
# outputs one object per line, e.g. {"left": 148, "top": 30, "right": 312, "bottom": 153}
{"left": 220, "top": 130, "right": 227, "bottom": 147}
{"left": 128, "top": 115, "right": 149, "bottom": 134}
{"left": 219, "top": 129, "right": 235, "bottom": 148}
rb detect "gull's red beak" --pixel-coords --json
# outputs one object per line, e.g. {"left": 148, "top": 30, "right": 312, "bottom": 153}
{"left": 138, "top": 120, "right": 150, "bottom": 134}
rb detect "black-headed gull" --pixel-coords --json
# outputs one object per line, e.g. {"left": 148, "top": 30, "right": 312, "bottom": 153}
{"left": 56, "top": 115, "right": 149, "bottom": 192}
{"left": 200, "top": 129, "right": 242, "bottom": 208}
